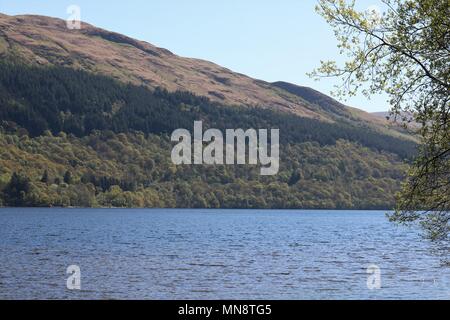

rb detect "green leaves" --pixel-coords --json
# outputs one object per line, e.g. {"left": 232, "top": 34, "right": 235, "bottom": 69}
{"left": 313, "top": 0, "right": 450, "bottom": 239}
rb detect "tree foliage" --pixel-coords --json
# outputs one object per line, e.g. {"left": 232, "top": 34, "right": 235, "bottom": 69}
{"left": 312, "top": 0, "right": 449, "bottom": 239}
{"left": 0, "top": 59, "right": 415, "bottom": 209}
{"left": 0, "top": 61, "right": 417, "bottom": 159}
{"left": 0, "top": 130, "right": 408, "bottom": 209}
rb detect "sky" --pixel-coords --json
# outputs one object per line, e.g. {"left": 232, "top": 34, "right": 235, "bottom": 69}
{"left": 0, "top": 0, "right": 389, "bottom": 112}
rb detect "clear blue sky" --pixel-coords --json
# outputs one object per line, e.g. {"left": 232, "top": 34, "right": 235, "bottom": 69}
{"left": 0, "top": 0, "right": 389, "bottom": 112}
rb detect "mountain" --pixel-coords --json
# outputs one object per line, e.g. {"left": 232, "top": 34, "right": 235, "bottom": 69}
{"left": 372, "top": 112, "right": 391, "bottom": 119}
{"left": 0, "top": 13, "right": 322, "bottom": 118}
{"left": 0, "top": 14, "right": 411, "bottom": 132}
{"left": 372, "top": 111, "right": 416, "bottom": 122}
{"left": 272, "top": 82, "right": 383, "bottom": 122}
{"left": 0, "top": 14, "right": 416, "bottom": 209}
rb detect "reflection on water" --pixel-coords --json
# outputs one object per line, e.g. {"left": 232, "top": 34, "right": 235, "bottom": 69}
{"left": 0, "top": 208, "right": 449, "bottom": 299}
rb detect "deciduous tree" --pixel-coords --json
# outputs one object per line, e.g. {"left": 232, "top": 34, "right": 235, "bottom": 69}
{"left": 312, "top": 0, "right": 449, "bottom": 239}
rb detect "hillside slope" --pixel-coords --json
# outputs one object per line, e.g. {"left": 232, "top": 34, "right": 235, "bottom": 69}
{"left": 0, "top": 61, "right": 414, "bottom": 209}
{"left": 0, "top": 13, "right": 407, "bottom": 137}
{"left": 0, "top": 13, "right": 321, "bottom": 118}
{"left": 271, "top": 81, "right": 415, "bottom": 140}
{"left": 0, "top": 13, "right": 417, "bottom": 209}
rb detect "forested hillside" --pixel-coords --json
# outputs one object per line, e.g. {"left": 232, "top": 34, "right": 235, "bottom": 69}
{"left": 0, "top": 60, "right": 414, "bottom": 208}
{"left": 0, "top": 13, "right": 415, "bottom": 135}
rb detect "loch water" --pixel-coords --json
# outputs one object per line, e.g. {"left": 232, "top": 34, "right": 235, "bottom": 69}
{"left": 0, "top": 208, "right": 449, "bottom": 299}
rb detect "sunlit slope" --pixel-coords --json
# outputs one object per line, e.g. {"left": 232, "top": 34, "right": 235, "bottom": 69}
{"left": 0, "top": 12, "right": 413, "bottom": 140}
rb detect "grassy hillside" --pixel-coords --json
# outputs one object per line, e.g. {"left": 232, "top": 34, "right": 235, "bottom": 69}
{"left": 0, "top": 13, "right": 413, "bottom": 138}
{"left": 0, "top": 13, "right": 324, "bottom": 119}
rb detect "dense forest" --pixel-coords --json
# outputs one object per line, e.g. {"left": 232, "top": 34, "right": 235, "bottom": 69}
{"left": 0, "top": 60, "right": 414, "bottom": 208}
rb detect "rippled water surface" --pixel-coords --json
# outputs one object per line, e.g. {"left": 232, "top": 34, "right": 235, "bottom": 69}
{"left": 0, "top": 208, "right": 449, "bottom": 299}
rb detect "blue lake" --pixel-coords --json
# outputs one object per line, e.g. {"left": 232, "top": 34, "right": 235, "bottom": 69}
{"left": 0, "top": 208, "right": 449, "bottom": 299}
